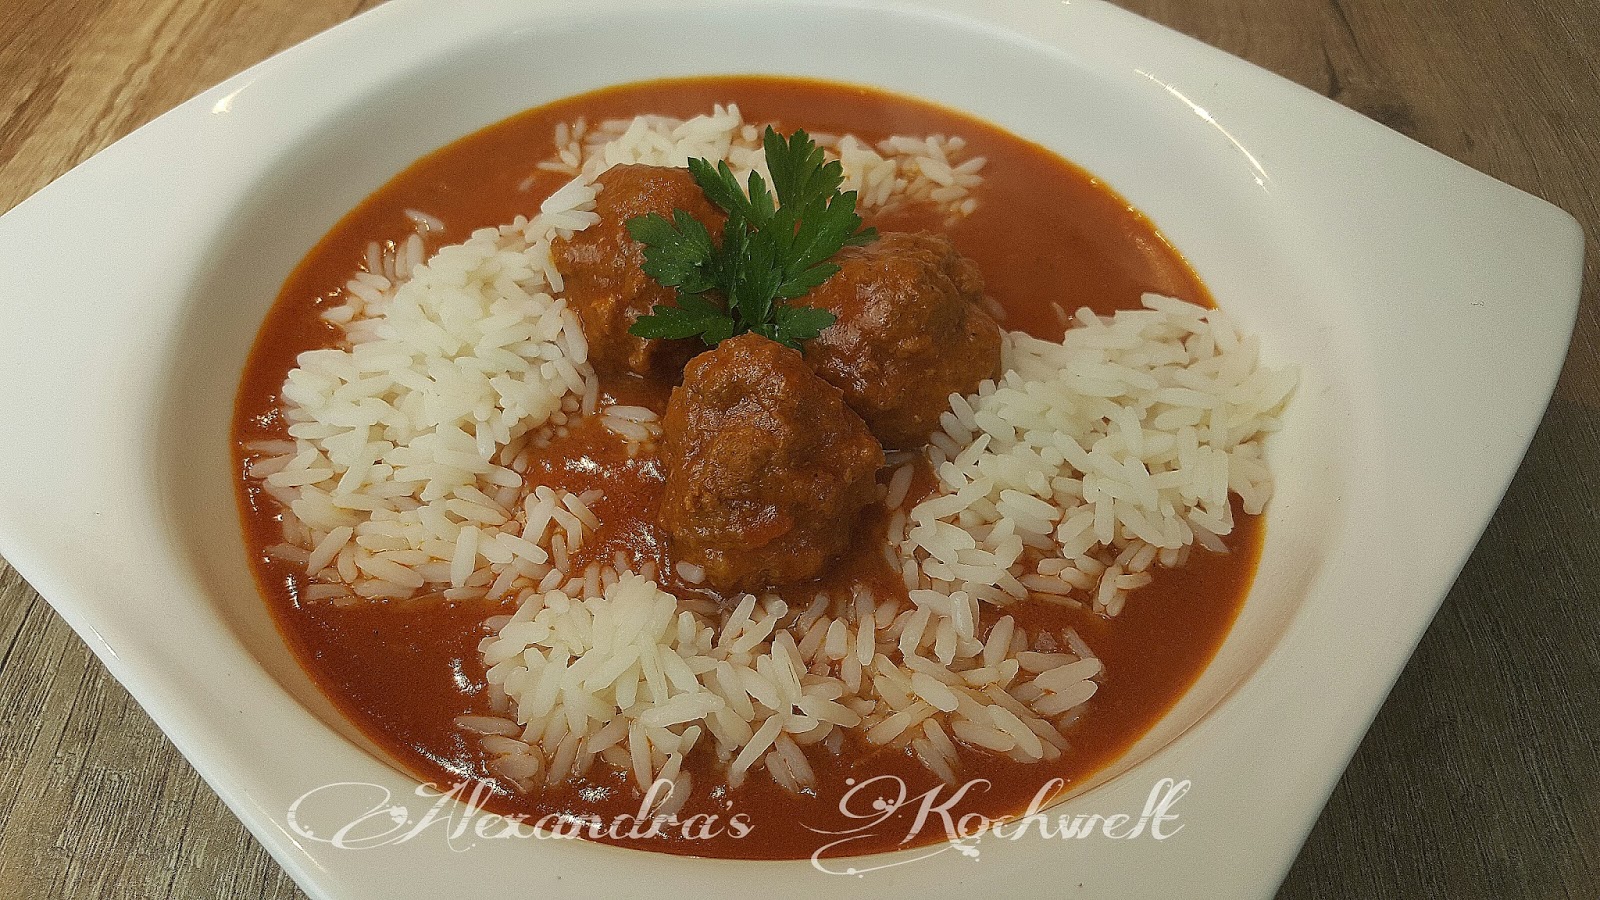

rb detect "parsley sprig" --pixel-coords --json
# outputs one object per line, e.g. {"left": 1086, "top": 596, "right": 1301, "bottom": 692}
{"left": 626, "top": 127, "right": 877, "bottom": 350}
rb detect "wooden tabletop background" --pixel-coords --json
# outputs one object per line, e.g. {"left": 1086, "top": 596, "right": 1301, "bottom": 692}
{"left": 2, "top": 1, "right": 1595, "bottom": 897}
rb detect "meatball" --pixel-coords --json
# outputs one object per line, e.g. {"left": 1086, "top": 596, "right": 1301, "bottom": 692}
{"left": 551, "top": 164, "right": 726, "bottom": 377}
{"left": 801, "top": 232, "right": 1002, "bottom": 449}
{"left": 659, "top": 333, "right": 884, "bottom": 592}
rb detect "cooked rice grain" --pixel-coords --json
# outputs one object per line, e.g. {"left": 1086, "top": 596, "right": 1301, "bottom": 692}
{"left": 899, "top": 294, "right": 1295, "bottom": 616}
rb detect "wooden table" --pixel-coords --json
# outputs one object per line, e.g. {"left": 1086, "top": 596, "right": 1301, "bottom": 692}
{"left": 1, "top": 1, "right": 1594, "bottom": 897}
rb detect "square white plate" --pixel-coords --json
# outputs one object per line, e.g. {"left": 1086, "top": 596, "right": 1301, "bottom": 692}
{"left": 0, "top": 0, "right": 1580, "bottom": 897}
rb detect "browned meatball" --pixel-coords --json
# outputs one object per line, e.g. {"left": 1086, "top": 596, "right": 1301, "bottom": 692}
{"left": 801, "top": 232, "right": 1002, "bottom": 449}
{"left": 551, "top": 164, "right": 726, "bottom": 377}
{"left": 659, "top": 334, "right": 884, "bottom": 592}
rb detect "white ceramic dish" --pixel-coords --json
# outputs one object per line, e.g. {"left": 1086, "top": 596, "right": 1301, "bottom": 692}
{"left": 0, "top": 0, "right": 1580, "bottom": 897}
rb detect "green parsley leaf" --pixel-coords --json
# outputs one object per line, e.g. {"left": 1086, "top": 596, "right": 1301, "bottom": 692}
{"left": 686, "top": 159, "right": 755, "bottom": 224}
{"left": 627, "top": 127, "right": 876, "bottom": 352}
{"left": 628, "top": 294, "right": 735, "bottom": 345}
{"left": 627, "top": 210, "right": 718, "bottom": 295}
{"left": 761, "top": 303, "right": 837, "bottom": 347}
{"left": 765, "top": 128, "right": 842, "bottom": 209}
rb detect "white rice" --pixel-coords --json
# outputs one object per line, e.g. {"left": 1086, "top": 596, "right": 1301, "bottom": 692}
{"left": 537, "top": 104, "right": 985, "bottom": 223}
{"left": 470, "top": 575, "right": 1103, "bottom": 795}
{"left": 897, "top": 294, "right": 1297, "bottom": 616}
{"left": 252, "top": 195, "right": 604, "bottom": 601}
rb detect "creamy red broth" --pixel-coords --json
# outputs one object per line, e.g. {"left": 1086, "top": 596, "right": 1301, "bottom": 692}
{"left": 232, "top": 77, "right": 1261, "bottom": 859}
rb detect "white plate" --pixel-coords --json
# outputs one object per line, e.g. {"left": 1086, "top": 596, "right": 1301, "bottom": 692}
{"left": 0, "top": 0, "right": 1580, "bottom": 897}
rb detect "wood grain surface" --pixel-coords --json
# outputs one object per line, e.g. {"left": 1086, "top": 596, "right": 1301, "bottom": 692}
{"left": 1, "top": 1, "right": 1595, "bottom": 898}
